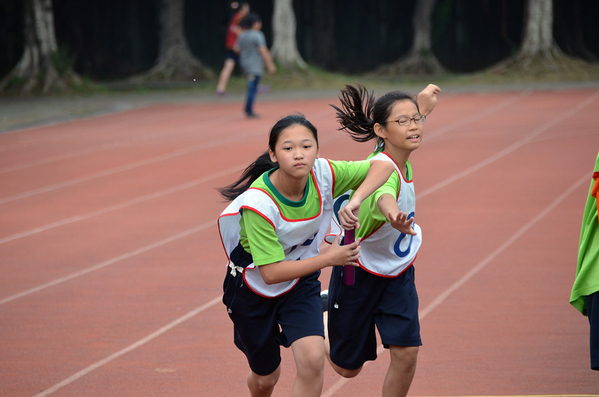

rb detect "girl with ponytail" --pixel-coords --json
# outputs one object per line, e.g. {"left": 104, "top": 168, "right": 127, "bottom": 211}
{"left": 324, "top": 84, "right": 441, "bottom": 397}
{"left": 217, "top": 113, "right": 396, "bottom": 397}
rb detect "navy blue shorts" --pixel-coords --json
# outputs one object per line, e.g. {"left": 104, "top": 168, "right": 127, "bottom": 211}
{"left": 222, "top": 244, "right": 324, "bottom": 376}
{"left": 587, "top": 292, "right": 599, "bottom": 370}
{"left": 225, "top": 49, "right": 239, "bottom": 62}
{"left": 327, "top": 264, "right": 421, "bottom": 370}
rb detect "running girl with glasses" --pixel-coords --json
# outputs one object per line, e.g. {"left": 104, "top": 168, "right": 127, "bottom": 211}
{"left": 324, "top": 84, "right": 441, "bottom": 397}
{"left": 217, "top": 113, "right": 397, "bottom": 397}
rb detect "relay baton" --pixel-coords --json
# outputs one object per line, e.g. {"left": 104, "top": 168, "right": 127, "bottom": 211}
{"left": 343, "top": 228, "right": 355, "bottom": 286}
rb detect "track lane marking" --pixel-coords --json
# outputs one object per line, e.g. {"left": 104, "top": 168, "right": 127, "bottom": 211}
{"left": 0, "top": 132, "right": 259, "bottom": 204}
{"left": 32, "top": 295, "right": 223, "bottom": 397}
{"left": 0, "top": 221, "right": 213, "bottom": 306}
{"left": 0, "top": 111, "right": 337, "bottom": 303}
{"left": 321, "top": 90, "right": 599, "bottom": 396}
{"left": 0, "top": 107, "right": 331, "bottom": 203}
{"left": 4, "top": 91, "right": 597, "bottom": 395}
{"left": 0, "top": 103, "right": 240, "bottom": 150}
{"left": 0, "top": 107, "right": 257, "bottom": 173}
{"left": 322, "top": 173, "right": 591, "bottom": 397}
{"left": 417, "top": 89, "right": 599, "bottom": 200}
{"left": 30, "top": 173, "right": 590, "bottom": 397}
{"left": 0, "top": 165, "right": 244, "bottom": 245}
{"left": 425, "top": 91, "right": 532, "bottom": 141}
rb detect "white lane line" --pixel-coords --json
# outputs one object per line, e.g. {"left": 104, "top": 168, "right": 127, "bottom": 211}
{"left": 418, "top": 173, "right": 590, "bottom": 320}
{"left": 0, "top": 105, "right": 332, "bottom": 203}
{"left": 321, "top": 90, "right": 599, "bottom": 397}
{"left": 28, "top": 173, "right": 591, "bottom": 397}
{"left": 0, "top": 110, "right": 244, "bottom": 174}
{"left": 0, "top": 164, "right": 244, "bottom": 245}
{"left": 0, "top": 109, "right": 335, "bottom": 303}
{"left": 11, "top": 93, "right": 596, "bottom": 396}
{"left": 322, "top": 173, "right": 590, "bottom": 397}
{"left": 0, "top": 103, "right": 210, "bottom": 151}
{"left": 425, "top": 91, "right": 532, "bottom": 141}
{"left": 417, "top": 89, "right": 599, "bottom": 199}
{"left": 0, "top": 111, "right": 337, "bottom": 242}
{"left": 0, "top": 221, "right": 213, "bottom": 306}
{"left": 0, "top": 132, "right": 249, "bottom": 205}
{"left": 32, "top": 295, "right": 222, "bottom": 397}
{"left": 2, "top": 91, "right": 593, "bottom": 301}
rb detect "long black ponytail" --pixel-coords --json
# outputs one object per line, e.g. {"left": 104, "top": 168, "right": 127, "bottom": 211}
{"left": 331, "top": 84, "right": 419, "bottom": 150}
{"left": 218, "top": 114, "right": 319, "bottom": 201}
{"left": 218, "top": 151, "right": 276, "bottom": 201}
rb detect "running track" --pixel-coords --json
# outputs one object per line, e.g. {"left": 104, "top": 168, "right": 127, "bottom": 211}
{"left": 1, "top": 87, "right": 598, "bottom": 396}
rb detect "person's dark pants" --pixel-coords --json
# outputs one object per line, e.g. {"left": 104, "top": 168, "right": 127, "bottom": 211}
{"left": 587, "top": 292, "right": 599, "bottom": 370}
{"left": 245, "top": 75, "right": 261, "bottom": 116}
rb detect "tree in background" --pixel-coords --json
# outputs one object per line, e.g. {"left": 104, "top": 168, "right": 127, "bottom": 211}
{"left": 130, "top": 0, "right": 213, "bottom": 83}
{"left": 517, "top": 0, "right": 559, "bottom": 60}
{"left": 374, "top": 0, "right": 444, "bottom": 76}
{"left": 270, "top": 0, "right": 306, "bottom": 69}
{"left": 0, "top": 0, "right": 81, "bottom": 93}
{"left": 491, "top": 0, "right": 597, "bottom": 78}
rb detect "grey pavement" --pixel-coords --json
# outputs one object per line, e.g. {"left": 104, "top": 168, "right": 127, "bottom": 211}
{"left": 1, "top": 80, "right": 598, "bottom": 133}
{"left": 0, "top": 88, "right": 345, "bottom": 133}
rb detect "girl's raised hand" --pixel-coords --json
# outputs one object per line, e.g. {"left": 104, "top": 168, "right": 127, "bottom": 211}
{"left": 388, "top": 211, "right": 417, "bottom": 236}
{"left": 327, "top": 235, "right": 361, "bottom": 267}
{"left": 338, "top": 200, "right": 361, "bottom": 230}
{"left": 417, "top": 84, "right": 441, "bottom": 116}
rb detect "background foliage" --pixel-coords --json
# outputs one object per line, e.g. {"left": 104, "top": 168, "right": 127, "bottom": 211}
{"left": 1, "top": 0, "right": 598, "bottom": 81}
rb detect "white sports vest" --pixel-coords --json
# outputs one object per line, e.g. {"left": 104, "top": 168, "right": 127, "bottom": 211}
{"left": 328, "top": 152, "right": 421, "bottom": 277}
{"left": 218, "top": 158, "right": 335, "bottom": 297}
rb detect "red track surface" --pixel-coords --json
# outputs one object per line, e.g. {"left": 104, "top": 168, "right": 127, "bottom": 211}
{"left": 1, "top": 88, "right": 598, "bottom": 396}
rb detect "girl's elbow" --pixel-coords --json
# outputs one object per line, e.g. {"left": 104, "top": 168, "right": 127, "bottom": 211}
{"left": 263, "top": 275, "right": 278, "bottom": 285}
{"left": 259, "top": 266, "right": 279, "bottom": 285}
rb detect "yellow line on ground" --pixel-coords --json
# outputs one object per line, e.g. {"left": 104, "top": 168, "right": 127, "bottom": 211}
{"left": 407, "top": 395, "right": 599, "bottom": 397}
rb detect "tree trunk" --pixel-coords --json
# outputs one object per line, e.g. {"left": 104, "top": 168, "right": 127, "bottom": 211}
{"left": 489, "top": 0, "right": 599, "bottom": 80}
{"left": 130, "top": 0, "right": 214, "bottom": 83}
{"left": 270, "top": 0, "right": 307, "bottom": 69}
{"left": 490, "top": 0, "right": 577, "bottom": 75}
{"left": 0, "top": 0, "right": 81, "bottom": 94}
{"left": 374, "top": 0, "right": 444, "bottom": 76}
{"left": 517, "top": 0, "right": 560, "bottom": 59}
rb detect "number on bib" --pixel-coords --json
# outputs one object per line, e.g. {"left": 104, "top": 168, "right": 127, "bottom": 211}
{"left": 393, "top": 211, "right": 415, "bottom": 258}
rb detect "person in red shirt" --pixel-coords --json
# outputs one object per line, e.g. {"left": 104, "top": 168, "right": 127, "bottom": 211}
{"left": 215, "top": 2, "right": 250, "bottom": 96}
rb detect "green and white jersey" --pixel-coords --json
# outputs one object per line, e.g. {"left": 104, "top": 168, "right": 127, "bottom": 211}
{"left": 570, "top": 151, "right": 599, "bottom": 315}
{"left": 218, "top": 158, "right": 370, "bottom": 297}
{"left": 327, "top": 151, "right": 421, "bottom": 277}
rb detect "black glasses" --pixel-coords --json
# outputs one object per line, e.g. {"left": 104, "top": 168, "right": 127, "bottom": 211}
{"left": 383, "top": 115, "right": 426, "bottom": 127}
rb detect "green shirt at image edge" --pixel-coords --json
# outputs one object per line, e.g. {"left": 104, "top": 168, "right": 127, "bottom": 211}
{"left": 570, "top": 151, "right": 599, "bottom": 316}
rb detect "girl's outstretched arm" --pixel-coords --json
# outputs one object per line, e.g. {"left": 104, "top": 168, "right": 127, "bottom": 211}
{"left": 258, "top": 235, "right": 361, "bottom": 284}
{"left": 377, "top": 193, "right": 417, "bottom": 236}
{"left": 417, "top": 84, "right": 441, "bottom": 116}
{"left": 337, "top": 160, "right": 395, "bottom": 230}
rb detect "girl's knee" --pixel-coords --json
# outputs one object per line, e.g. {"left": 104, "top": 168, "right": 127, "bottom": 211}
{"left": 254, "top": 377, "right": 277, "bottom": 393}
{"left": 327, "top": 358, "right": 362, "bottom": 378}
{"left": 248, "top": 367, "right": 280, "bottom": 393}
{"left": 292, "top": 335, "right": 326, "bottom": 377}
{"left": 389, "top": 345, "right": 419, "bottom": 367}
{"left": 297, "top": 349, "right": 325, "bottom": 377}
{"left": 336, "top": 366, "right": 362, "bottom": 378}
